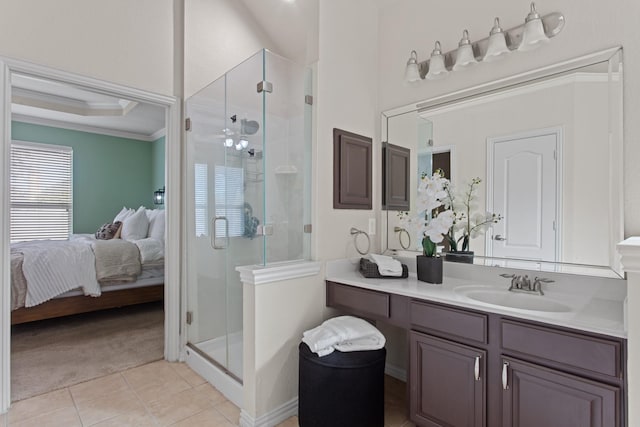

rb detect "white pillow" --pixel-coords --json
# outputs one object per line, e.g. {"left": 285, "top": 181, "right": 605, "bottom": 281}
{"left": 148, "top": 210, "right": 165, "bottom": 242}
{"left": 114, "top": 206, "right": 135, "bottom": 223}
{"left": 121, "top": 206, "right": 150, "bottom": 241}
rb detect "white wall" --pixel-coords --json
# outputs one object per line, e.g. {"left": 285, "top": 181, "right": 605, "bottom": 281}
{"left": 184, "top": 0, "right": 278, "bottom": 98}
{"left": 314, "top": 0, "right": 380, "bottom": 261}
{"left": 0, "top": 0, "right": 175, "bottom": 96}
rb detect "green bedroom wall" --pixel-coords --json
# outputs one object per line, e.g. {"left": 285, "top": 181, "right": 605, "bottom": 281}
{"left": 11, "top": 121, "right": 155, "bottom": 234}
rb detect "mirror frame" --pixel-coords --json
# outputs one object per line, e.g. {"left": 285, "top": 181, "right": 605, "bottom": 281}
{"left": 381, "top": 46, "right": 624, "bottom": 278}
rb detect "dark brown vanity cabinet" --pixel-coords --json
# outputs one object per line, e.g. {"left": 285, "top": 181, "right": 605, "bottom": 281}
{"left": 325, "top": 281, "right": 626, "bottom": 427}
{"left": 502, "top": 357, "right": 620, "bottom": 427}
{"left": 410, "top": 332, "right": 486, "bottom": 427}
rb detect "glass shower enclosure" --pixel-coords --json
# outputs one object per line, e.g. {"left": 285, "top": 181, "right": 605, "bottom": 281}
{"left": 185, "top": 49, "right": 312, "bottom": 382}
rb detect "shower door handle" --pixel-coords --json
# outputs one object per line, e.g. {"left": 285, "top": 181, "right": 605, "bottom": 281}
{"left": 211, "top": 216, "right": 229, "bottom": 249}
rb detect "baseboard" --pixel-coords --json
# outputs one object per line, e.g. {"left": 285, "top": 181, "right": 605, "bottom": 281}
{"left": 239, "top": 397, "right": 298, "bottom": 427}
{"left": 385, "top": 363, "right": 407, "bottom": 382}
{"left": 237, "top": 365, "right": 403, "bottom": 427}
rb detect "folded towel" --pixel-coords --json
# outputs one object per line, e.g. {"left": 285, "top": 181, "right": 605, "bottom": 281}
{"left": 368, "top": 253, "right": 402, "bottom": 277}
{"left": 302, "top": 316, "right": 386, "bottom": 357}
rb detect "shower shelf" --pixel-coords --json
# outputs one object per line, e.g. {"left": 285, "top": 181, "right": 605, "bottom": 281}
{"left": 245, "top": 171, "right": 264, "bottom": 182}
{"left": 275, "top": 165, "right": 298, "bottom": 174}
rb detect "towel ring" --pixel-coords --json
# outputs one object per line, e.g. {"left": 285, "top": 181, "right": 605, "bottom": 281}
{"left": 394, "top": 227, "right": 411, "bottom": 250}
{"left": 350, "top": 227, "right": 371, "bottom": 255}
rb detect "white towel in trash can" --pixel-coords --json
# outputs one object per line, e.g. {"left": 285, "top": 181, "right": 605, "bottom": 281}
{"left": 302, "top": 316, "right": 386, "bottom": 357}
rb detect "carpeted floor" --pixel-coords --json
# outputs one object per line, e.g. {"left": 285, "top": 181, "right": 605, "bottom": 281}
{"left": 11, "top": 301, "right": 164, "bottom": 402}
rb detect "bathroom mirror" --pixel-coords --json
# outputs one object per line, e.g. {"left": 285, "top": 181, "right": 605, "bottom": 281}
{"left": 382, "top": 47, "right": 623, "bottom": 278}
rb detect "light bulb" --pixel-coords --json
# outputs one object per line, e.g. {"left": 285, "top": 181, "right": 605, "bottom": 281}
{"left": 452, "top": 30, "right": 477, "bottom": 71}
{"left": 518, "top": 3, "right": 549, "bottom": 52}
{"left": 483, "top": 18, "right": 511, "bottom": 62}
{"left": 425, "top": 41, "right": 449, "bottom": 80}
{"left": 239, "top": 138, "right": 249, "bottom": 148}
{"left": 404, "top": 50, "right": 421, "bottom": 83}
{"left": 235, "top": 142, "right": 243, "bottom": 151}
{"left": 224, "top": 138, "right": 234, "bottom": 147}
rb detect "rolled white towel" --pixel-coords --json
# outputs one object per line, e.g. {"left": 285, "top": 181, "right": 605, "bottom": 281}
{"left": 302, "top": 316, "right": 386, "bottom": 357}
{"left": 368, "top": 253, "right": 402, "bottom": 277}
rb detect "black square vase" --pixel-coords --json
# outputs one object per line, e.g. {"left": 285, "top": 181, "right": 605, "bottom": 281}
{"left": 416, "top": 255, "right": 443, "bottom": 284}
{"left": 444, "top": 251, "right": 474, "bottom": 264}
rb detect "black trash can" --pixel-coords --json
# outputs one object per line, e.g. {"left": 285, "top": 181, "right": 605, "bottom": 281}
{"left": 298, "top": 342, "right": 386, "bottom": 427}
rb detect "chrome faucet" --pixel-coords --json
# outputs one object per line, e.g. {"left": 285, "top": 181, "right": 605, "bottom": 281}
{"left": 500, "top": 274, "right": 554, "bottom": 296}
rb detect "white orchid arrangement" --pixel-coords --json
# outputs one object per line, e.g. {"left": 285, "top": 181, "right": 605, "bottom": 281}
{"left": 398, "top": 171, "right": 455, "bottom": 257}
{"left": 443, "top": 177, "right": 503, "bottom": 253}
{"left": 399, "top": 172, "right": 502, "bottom": 256}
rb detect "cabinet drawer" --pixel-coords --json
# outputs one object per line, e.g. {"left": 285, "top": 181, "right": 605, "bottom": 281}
{"left": 501, "top": 320, "right": 622, "bottom": 379}
{"left": 410, "top": 300, "right": 487, "bottom": 345}
{"left": 326, "top": 282, "right": 390, "bottom": 319}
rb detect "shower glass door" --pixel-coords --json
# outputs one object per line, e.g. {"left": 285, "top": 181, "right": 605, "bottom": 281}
{"left": 185, "top": 51, "right": 265, "bottom": 382}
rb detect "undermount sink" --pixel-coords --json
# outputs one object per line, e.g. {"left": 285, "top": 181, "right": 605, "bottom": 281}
{"left": 457, "top": 288, "right": 572, "bottom": 313}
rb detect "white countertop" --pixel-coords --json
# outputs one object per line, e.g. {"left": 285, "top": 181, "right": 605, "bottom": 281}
{"left": 326, "top": 258, "right": 627, "bottom": 339}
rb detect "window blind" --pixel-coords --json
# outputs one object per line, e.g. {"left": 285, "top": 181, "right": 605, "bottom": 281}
{"left": 194, "top": 163, "right": 208, "bottom": 237}
{"left": 215, "top": 165, "right": 244, "bottom": 238}
{"left": 11, "top": 141, "right": 73, "bottom": 243}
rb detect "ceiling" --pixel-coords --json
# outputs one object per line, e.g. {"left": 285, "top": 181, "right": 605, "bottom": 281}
{"left": 237, "top": 0, "right": 319, "bottom": 62}
{"left": 11, "top": 73, "right": 166, "bottom": 141}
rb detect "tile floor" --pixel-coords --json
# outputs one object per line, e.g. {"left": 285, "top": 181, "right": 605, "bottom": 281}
{"left": 0, "top": 360, "right": 414, "bottom": 426}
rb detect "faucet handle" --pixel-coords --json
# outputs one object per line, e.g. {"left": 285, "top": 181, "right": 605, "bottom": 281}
{"left": 532, "top": 277, "right": 554, "bottom": 295}
{"left": 500, "top": 273, "right": 520, "bottom": 291}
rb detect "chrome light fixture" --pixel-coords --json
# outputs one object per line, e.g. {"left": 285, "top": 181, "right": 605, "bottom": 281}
{"left": 153, "top": 186, "right": 165, "bottom": 205}
{"left": 403, "top": 3, "right": 563, "bottom": 84}
{"left": 483, "top": 18, "right": 511, "bottom": 62}
{"left": 452, "top": 30, "right": 477, "bottom": 71}
{"left": 404, "top": 50, "right": 421, "bottom": 83}
{"left": 425, "top": 41, "right": 449, "bottom": 80}
{"left": 518, "top": 3, "right": 549, "bottom": 51}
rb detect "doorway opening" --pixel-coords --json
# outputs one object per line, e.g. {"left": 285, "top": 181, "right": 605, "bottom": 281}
{"left": 0, "top": 58, "right": 180, "bottom": 410}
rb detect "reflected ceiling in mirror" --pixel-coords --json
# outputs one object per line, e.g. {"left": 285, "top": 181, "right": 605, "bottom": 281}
{"left": 382, "top": 47, "right": 623, "bottom": 278}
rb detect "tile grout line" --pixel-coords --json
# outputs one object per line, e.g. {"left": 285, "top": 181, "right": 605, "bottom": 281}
{"left": 7, "top": 388, "right": 77, "bottom": 426}
{"left": 164, "top": 362, "right": 232, "bottom": 426}
{"left": 119, "top": 369, "right": 161, "bottom": 427}
{"left": 66, "top": 387, "right": 84, "bottom": 426}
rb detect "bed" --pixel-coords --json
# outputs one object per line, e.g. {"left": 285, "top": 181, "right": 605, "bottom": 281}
{"left": 10, "top": 206, "right": 165, "bottom": 324}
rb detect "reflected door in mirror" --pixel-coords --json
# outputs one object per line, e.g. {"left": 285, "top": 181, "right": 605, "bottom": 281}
{"left": 489, "top": 129, "right": 558, "bottom": 262}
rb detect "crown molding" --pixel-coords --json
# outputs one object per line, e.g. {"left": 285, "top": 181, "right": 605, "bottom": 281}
{"left": 11, "top": 113, "right": 164, "bottom": 142}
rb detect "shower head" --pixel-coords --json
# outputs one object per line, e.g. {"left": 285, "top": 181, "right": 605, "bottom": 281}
{"left": 241, "top": 118, "right": 260, "bottom": 135}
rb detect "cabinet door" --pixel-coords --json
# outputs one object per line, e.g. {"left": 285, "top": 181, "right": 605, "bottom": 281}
{"left": 382, "top": 143, "right": 410, "bottom": 210}
{"left": 410, "top": 331, "right": 486, "bottom": 427}
{"left": 502, "top": 357, "right": 620, "bottom": 427}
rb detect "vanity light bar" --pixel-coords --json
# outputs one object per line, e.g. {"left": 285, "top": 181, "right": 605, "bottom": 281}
{"left": 409, "top": 6, "right": 565, "bottom": 81}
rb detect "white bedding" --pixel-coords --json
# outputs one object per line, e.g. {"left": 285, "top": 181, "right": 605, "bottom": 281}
{"left": 132, "top": 238, "right": 164, "bottom": 263}
{"left": 11, "top": 234, "right": 165, "bottom": 310}
{"left": 12, "top": 240, "right": 101, "bottom": 307}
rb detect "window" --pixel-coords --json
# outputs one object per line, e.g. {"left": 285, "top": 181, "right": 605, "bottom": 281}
{"left": 11, "top": 141, "right": 73, "bottom": 243}
{"left": 215, "top": 165, "right": 244, "bottom": 238}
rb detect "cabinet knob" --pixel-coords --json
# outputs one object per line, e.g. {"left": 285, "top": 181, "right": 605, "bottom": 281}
{"left": 474, "top": 356, "right": 481, "bottom": 381}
